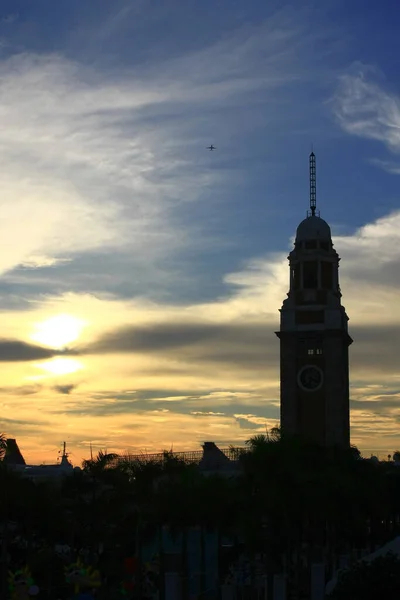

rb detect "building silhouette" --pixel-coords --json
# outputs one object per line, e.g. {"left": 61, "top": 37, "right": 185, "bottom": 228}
{"left": 2, "top": 440, "right": 75, "bottom": 480}
{"left": 3, "top": 438, "right": 26, "bottom": 465}
{"left": 276, "top": 153, "right": 352, "bottom": 447}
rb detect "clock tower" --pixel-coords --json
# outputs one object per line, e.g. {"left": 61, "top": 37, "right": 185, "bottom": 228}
{"left": 275, "top": 153, "right": 352, "bottom": 447}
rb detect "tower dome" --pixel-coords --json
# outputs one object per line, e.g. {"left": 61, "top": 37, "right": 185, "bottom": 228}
{"left": 295, "top": 215, "right": 331, "bottom": 243}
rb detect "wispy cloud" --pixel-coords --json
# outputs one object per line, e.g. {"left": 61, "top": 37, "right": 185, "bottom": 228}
{"left": 0, "top": 17, "right": 306, "bottom": 284}
{"left": 333, "top": 63, "right": 400, "bottom": 160}
{"left": 369, "top": 158, "right": 400, "bottom": 175}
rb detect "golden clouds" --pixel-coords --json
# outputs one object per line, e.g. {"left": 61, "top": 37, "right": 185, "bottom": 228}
{"left": 2, "top": 210, "right": 400, "bottom": 463}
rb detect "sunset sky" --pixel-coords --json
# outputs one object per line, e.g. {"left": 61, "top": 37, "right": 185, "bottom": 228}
{"left": 0, "top": 0, "right": 400, "bottom": 464}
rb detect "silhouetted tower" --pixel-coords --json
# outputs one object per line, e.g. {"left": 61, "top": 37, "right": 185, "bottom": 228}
{"left": 58, "top": 441, "right": 71, "bottom": 467}
{"left": 275, "top": 153, "right": 353, "bottom": 447}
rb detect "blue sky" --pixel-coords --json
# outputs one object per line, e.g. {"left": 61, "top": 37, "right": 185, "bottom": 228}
{"left": 0, "top": 0, "right": 400, "bottom": 462}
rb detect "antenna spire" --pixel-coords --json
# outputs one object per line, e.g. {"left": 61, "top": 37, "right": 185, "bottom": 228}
{"left": 309, "top": 151, "right": 316, "bottom": 216}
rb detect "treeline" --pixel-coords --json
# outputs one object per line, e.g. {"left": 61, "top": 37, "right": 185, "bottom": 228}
{"left": 1, "top": 432, "right": 400, "bottom": 598}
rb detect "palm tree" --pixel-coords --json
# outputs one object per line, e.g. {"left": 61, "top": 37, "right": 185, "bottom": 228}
{"left": 82, "top": 449, "right": 119, "bottom": 476}
{"left": 81, "top": 450, "right": 120, "bottom": 552}
{"left": 0, "top": 433, "right": 7, "bottom": 460}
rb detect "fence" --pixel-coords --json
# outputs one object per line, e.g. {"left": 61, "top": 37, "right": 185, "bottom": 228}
{"left": 114, "top": 446, "right": 246, "bottom": 466}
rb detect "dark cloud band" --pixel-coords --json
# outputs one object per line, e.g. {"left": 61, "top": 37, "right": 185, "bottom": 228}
{"left": 0, "top": 339, "right": 76, "bottom": 362}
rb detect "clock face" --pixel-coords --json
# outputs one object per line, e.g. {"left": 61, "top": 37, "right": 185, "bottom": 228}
{"left": 297, "top": 365, "right": 323, "bottom": 392}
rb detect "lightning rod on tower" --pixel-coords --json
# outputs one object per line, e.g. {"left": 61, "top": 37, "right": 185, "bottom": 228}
{"left": 309, "top": 151, "right": 316, "bottom": 216}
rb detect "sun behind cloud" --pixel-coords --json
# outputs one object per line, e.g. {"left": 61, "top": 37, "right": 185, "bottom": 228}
{"left": 35, "top": 357, "right": 83, "bottom": 376}
{"left": 30, "top": 314, "right": 86, "bottom": 349}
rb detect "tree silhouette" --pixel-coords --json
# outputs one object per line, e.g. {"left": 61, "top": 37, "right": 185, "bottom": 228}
{"left": 0, "top": 433, "right": 6, "bottom": 460}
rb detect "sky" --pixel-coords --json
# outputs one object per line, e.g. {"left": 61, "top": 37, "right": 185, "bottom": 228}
{"left": 0, "top": 0, "right": 400, "bottom": 464}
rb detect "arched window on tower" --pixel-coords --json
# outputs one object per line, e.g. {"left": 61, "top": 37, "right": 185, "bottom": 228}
{"left": 321, "top": 261, "right": 333, "bottom": 289}
{"left": 303, "top": 261, "right": 318, "bottom": 289}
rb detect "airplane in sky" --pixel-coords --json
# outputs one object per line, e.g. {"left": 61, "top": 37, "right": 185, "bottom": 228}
{"left": 207, "top": 145, "right": 216, "bottom": 151}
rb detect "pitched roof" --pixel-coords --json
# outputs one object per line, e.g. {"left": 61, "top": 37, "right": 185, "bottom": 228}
{"left": 4, "top": 438, "right": 26, "bottom": 465}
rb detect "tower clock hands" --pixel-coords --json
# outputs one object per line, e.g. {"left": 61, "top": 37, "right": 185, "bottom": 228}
{"left": 298, "top": 365, "right": 323, "bottom": 391}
